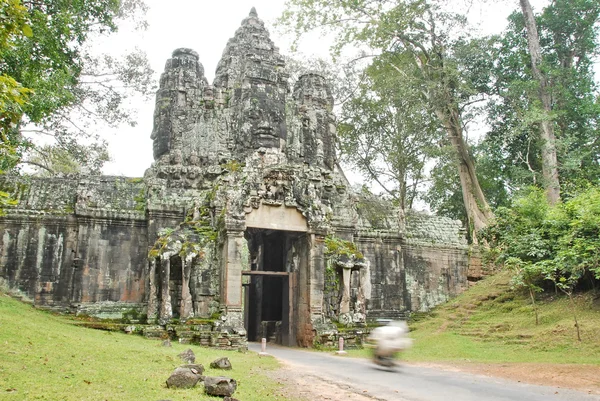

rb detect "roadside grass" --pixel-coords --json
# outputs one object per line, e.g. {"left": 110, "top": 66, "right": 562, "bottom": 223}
{"left": 0, "top": 293, "right": 295, "bottom": 401}
{"left": 347, "top": 271, "right": 600, "bottom": 365}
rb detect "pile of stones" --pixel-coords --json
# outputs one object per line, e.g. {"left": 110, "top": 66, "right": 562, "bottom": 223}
{"left": 164, "top": 348, "right": 238, "bottom": 399}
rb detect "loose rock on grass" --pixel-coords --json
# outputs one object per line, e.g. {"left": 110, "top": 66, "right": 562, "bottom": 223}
{"left": 204, "top": 376, "right": 237, "bottom": 397}
{"left": 210, "top": 357, "right": 232, "bottom": 370}
{"left": 165, "top": 367, "right": 203, "bottom": 389}
{"left": 178, "top": 348, "right": 195, "bottom": 363}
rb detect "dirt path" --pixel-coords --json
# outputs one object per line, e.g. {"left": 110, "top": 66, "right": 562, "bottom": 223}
{"left": 266, "top": 359, "right": 600, "bottom": 400}
{"left": 410, "top": 361, "right": 600, "bottom": 396}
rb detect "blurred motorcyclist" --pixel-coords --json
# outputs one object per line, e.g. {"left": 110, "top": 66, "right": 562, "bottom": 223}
{"left": 366, "top": 320, "right": 412, "bottom": 367}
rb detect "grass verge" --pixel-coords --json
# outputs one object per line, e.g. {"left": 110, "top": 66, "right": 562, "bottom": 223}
{"left": 0, "top": 293, "right": 295, "bottom": 401}
{"left": 347, "top": 271, "right": 600, "bottom": 365}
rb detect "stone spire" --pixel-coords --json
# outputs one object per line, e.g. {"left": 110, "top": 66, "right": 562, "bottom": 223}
{"left": 213, "top": 8, "right": 286, "bottom": 90}
{"left": 150, "top": 48, "right": 206, "bottom": 160}
{"left": 214, "top": 8, "right": 289, "bottom": 153}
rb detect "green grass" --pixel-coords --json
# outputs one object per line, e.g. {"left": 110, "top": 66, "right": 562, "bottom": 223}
{"left": 0, "top": 294, "right": 296, "bottom": 401}
{"left": 347, "top": 271, "right": 600, "bottom": 365}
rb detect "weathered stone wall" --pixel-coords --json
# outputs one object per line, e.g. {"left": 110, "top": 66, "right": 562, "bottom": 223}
{"left": 0, "top": 216, "right": 77, "bottom": 306}
{"left": 401, "top": 211, "right": 470, "bottom": 312}
{"left": 354, "top": 234, "right": 406, "bottom": 320}
{"left": 0, "top": 176, "right": 149, "bottom": 315}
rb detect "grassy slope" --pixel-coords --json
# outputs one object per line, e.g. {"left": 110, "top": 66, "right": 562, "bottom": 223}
{"left": 354, "top": 271, "right": 600, "bottom": 364}
{"left": 0, "top": 294, "right": 294, "bottom": 401}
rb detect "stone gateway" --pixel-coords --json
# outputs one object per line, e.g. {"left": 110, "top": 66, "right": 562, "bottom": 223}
{"left": 0, "top": 9, "right": 477, "bottom": 347}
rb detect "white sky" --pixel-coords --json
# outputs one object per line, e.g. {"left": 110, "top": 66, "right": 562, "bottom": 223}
{"left": 100, "top": 0, "right": 552, "bottom": 178}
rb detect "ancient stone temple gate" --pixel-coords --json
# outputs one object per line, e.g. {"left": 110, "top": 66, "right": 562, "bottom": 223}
{"left": 0, "top": 9, "right": 474, "bottom": 348}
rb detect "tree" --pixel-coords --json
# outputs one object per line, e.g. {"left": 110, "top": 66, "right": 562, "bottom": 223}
{"left": 519, "top": 0, "right": 561, "bottom": 204}
{"left": 506, "top": 257, "right": 544, "bottom": 325}
{"left": 484, "top": 0, "right": 600, "bottom": 202}
{"left": 0, "top": 0, "right": 153, "bottom": 174}
{"left": 279, "top": 0, "right": 493, "bottom": 241}
{"left": 338, "top": 57, "right": 442, "bottom": 209}
{"left": 25, "top": 143, "right": 109, "bottom": 176}
{"left": 0, "top": 0, "right": 32, "bottom": 171}
{"left": 483, "top": 187, "right": 600, "bottom": 341}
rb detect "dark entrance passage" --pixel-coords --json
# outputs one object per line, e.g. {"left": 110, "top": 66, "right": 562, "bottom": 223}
{"left": 243, "top": 228, "right": 302, "bottom": 346}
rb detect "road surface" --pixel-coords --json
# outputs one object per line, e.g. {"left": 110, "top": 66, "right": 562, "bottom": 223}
{"left": 248, "top": 343, "right": 600, "bottom": 401}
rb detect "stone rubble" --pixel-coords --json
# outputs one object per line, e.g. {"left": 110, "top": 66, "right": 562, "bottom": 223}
{"left": 210, "top": 357, "right": 233, "bottom": 370}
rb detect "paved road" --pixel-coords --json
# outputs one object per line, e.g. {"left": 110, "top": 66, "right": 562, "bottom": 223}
{"left": 248, "top": 343, "right": 600, "bottom": 401}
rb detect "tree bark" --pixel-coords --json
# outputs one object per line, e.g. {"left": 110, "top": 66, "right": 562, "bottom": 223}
{"left": 435, "top": 103, "right": 492, "bottom": 243}
{"left": 529, "top": 287, "right": 539, "bottom": 325}
{"left": 520, "top": 0, "right": 561, "bottom": 205}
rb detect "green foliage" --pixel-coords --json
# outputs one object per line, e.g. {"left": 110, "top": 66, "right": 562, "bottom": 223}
{"left": 221, "top": 159, "right": 243, "bottom": 173}
{"left": 338, "top": 58, "right": 441, "bottom": 208}
{"left": 422, "top": 146, "right": 468, "bottom": 223}
{"left": 354, "top": 187, "right": 396, "bottom": 229}
{"left": 483, "top": 187, "right": 600, "bottom": 337}
{"left": 0, "top": 0, "right": 33, "bottom": 173}
{"left": 324, "top": 235, "right": 363, "bottom": 259}
{"left": 280, "top": 0, "right": 493, "bottom": 237}
{"left": 481, "top": 0, "right": 600, "bottom": 201}
{"left": 484, "top": 187, "right": 600, "bottom": 281}
{"left": 132, "top": 184, "right": 146, "bottom": 212}
{"left": 24, "top": 143, "right": 110, "bottom": 175}
{"left": 0, "top": 0, "right": 153, "bottom": 174}
{"left": 148, "top": 200, "right": 219, "bottom": 260}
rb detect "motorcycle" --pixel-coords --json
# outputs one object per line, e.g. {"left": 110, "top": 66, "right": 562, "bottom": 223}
{"left": 365, "top": 320, "right": 412, "bottom": 369}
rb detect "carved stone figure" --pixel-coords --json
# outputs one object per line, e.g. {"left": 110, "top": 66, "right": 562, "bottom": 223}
{"left": 293, "top": 73, "right": 336, "bottom": 169}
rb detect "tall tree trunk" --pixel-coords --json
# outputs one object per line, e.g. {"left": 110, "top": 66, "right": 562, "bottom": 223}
{"left": 529, "top": 287, "right": 539, "bottom": 325}
{"left": 520, "top": 0, "right": 561, "bottom": 205}
{"left": 435, "top": 104, "right": 492, "bottom": 243}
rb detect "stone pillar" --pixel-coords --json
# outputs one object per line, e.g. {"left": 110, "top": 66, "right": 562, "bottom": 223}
{"left": 147, "top": 258, "right": 158, "bottom": 321}
{"left": 355, "top": 261, "right": 371, "bottom": 319}
{"left": 223, "top": 230, "right": 245, "bottom": 307}
{"left": 180, "top": 255, "right": 194, "bottom": 321}
{"left": 295, "top": 233, "right": 326, "bottom": 347}
{"left": 340, "top": 267, "right": 351, "bottom": 314}
{"left": 309, "top": 234, "right": 326, "bottom": 321}
{"left": 158, "top": 255, "right": 172, "bottom": 325}
{"left": 221, "top": 229, "right": 245, "bottom": 331}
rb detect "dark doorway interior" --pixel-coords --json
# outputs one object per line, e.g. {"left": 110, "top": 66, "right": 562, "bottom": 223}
{"left": 169, "top": 256, "right": 182, "bottom": 318}
{"left": 244, "top": 229, "right": 300, "bottom": 345}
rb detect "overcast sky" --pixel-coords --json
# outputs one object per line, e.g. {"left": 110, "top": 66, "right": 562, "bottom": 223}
{"left": 99, "top": 0, "right": 552, "bottom": 178}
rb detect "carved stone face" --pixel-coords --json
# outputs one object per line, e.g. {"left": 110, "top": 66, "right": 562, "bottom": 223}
{"left": 188, "top": 151, "right": 200, "bottom": 166}
{"left": 241, "top": 91, "right": 286, "bottom": 149}
{"left": 151, "top": 100, "right": 171, "bottom": 160}
{"left": 170, "top": 149, "right": 183, "bottom": 165}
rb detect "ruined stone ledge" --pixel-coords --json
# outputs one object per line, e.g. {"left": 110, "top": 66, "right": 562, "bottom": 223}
{"left": 0, "top": 213, "right": 75, "bottom": 223}
{"left": 72, "top": 216, "right": 148, "bottom": 229}
{"left": 315, "top": 329, "right": 369, "bottom": 350}
{"left": 402, "top": 240, "right": 469, "bottom": 251}
{"left": 354, "top": 229, "right": 403, "bottom": 241}
{"left": 72, "top": 301, "right": 146, "bottom": 320}
{"left": 146, "top": 208, "right": 185, "bottom": 219}
{"left": 75, "top": 207, "right": 147, "bottom": 221}
{"left": 366, "top": 310, "right": 410, "bottom": 321}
